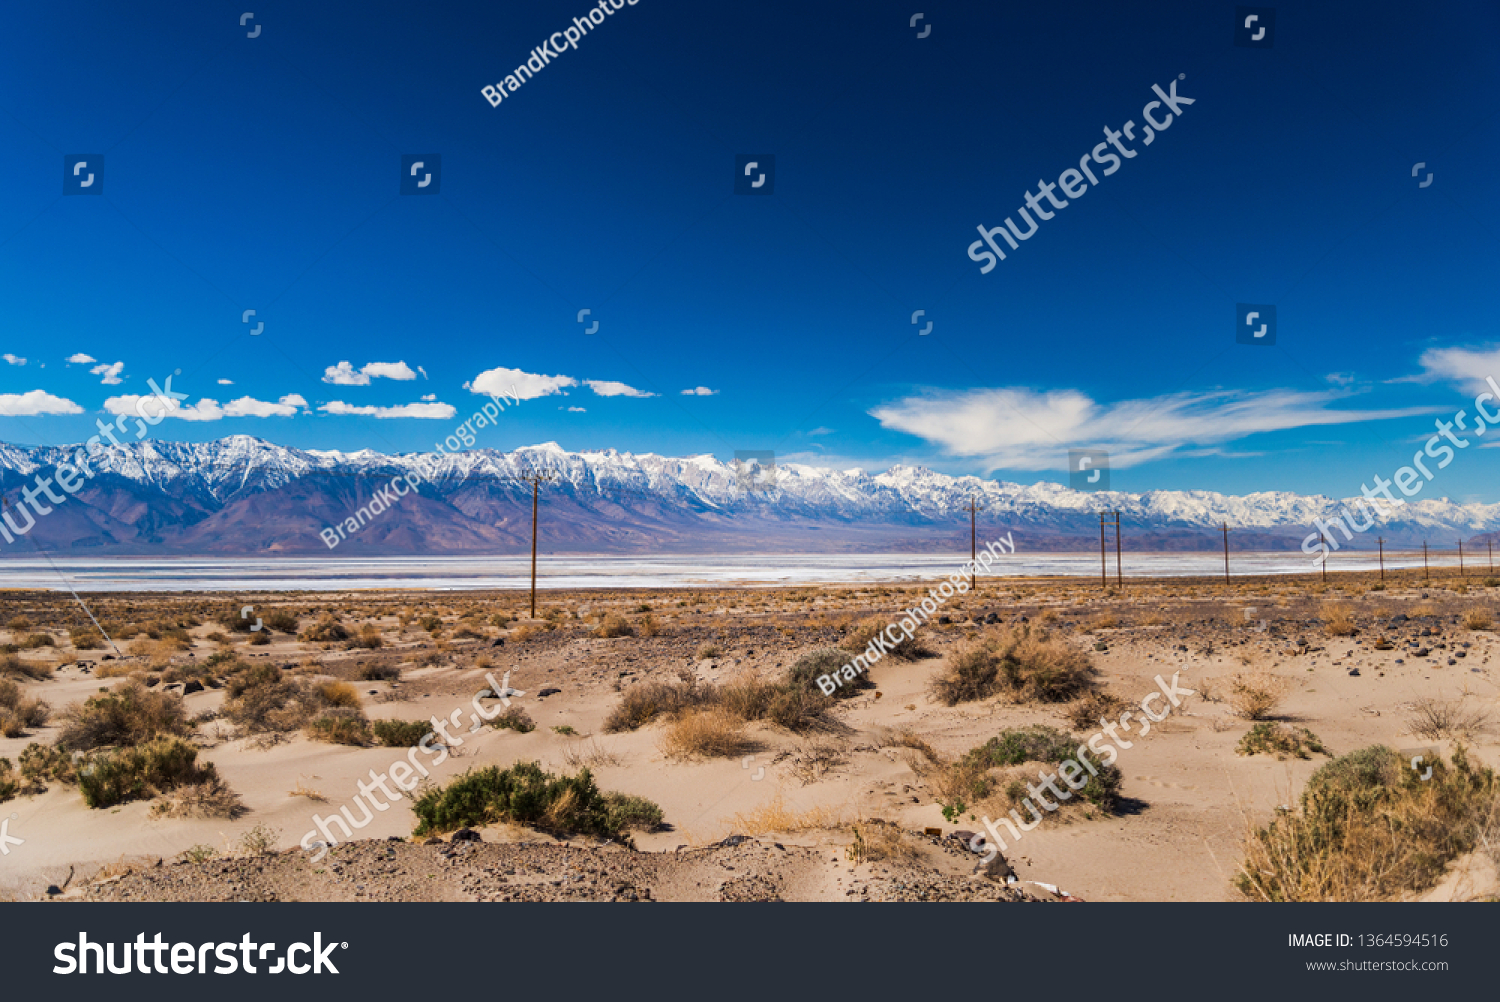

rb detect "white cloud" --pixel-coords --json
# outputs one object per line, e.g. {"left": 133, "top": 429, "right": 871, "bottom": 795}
{"left": 360, "top": 361, "right": 417, "bottom": 381}
{"left": 0, "top": 390, "right": 84, "bottom": 416}
{"left": 417, "top": 365, "right": 429, "bottom": 380}
{"left": 91, "top": 361, "right": 125, "bottom": 385}
{"left": 66, "top": 353, "right": 96, "bottom": 365}
{"left": 217, "top": 378, "right": 234, "bottom": 385}
{"left": 319, "top": 400, "right": 457, "bottom": 419}
{"left": 807, "top": 427, "right": 835, "bottom": 436}
{"left": 869, "top": 386, "right": 1442, "bottom": 471}
{"left": 420, "top": 393, "right": 436, "bottom": 401}
{"left": 224, "top": 393, "right": 308, "bottom": 418}
{"left": 104, "top": 394, "right": 224, "bottom": 421}
{"left": 467, "top": 366, "right": 577, "bottom": 400}
{"left": 680, "top": 386, "right": 717, "bottom": 396}
{"left": 566, "top": 406, "right": 587, "bottom": 413}
{"left": 585, "top": 379, "right": 657, "bottom": 398}
{"left": 322, "top": 360, "right": 418, "bottom": 385}
{"left": 3, "top": 354, "right": 26, "bottom": 366}
{"left": 1407, "top": 345, "right": 1500, "bottom": 397}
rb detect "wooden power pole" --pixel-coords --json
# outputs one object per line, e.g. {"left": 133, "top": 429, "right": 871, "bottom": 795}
{"left": 1422, "top": 541, "right": 1430, "bottom": 583}
{"left": 1319, "top": 532, "right": 1327, "bottom": 583}
{"left": 1458, "top": 539, "right": 1465, "bottom": 578}
{"left": 1220, "top": 522, "right": 1230, "bottom": 584}
{"left": 1099, "top": 511, "right": 1107, "bottom": 588}
{"left": 966, "top": 495, "right": 984, "bottom": 592}
{"left": 1113, "top": 510, "right": 1122, "bottom": 588}
{"left": 520, "top": 471, "right": 555, "bottom": 618}
{"left": 1377, "top": 537, "right": 1385, "bottom": 582}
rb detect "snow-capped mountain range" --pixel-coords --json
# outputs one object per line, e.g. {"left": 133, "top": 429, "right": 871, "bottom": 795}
{"left": 0, "top": 436, "right": 1495, "bottom": 556}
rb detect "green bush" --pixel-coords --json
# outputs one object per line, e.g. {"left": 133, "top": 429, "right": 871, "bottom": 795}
{"left": 603, "top": 792, "right": 664, "bottom": 831}
{"left": 961, "top": 725, "right": 1122, "bottom": 809}
{"left": 372, "top": 719, "right": 430, "bottom": 747}
{"left": 411, "top": 761, "right": 659, "bottom": 844}
{"left": 306, "top": 709, "right": 372, "bottom": 746}
{"left": 1237, "top": 722, "right": 1329, "bottom": 760}
{"left": 77, "top": 736, "right": 219, "bottom": 809}
{"left": 491, "top": 706, "right": 536, "bottom": 734}
{"left": 929, "top": 645, "right": 1001, "bottom": 705}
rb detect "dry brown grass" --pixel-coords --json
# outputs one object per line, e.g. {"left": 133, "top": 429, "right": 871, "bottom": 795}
{"left": 594, "top": 613, "right": 635, "bottom": 638}
{"left": 846, "top": 822, "right": 922, "bottom": 863}
{"left": 1238, "top": 746, "right": 1499, "bottom": 901}
{"left": 1320, "top": 603, "right": 1357, "bottom": 637}
{"left": 660, "top": 708, "right": 756, "bottom": 759}
{"left": 1461, "top": 607, "right": 1494, "bottom": 631}
{"left": 730, "top": 793, "right": 845, "bottom": 835}
{"left": 1065, "top": 689, "right": 1129, "bottom": 730}
{"left": 511, "top": 624, "right": 539, "bottom": 643}
{"left": 1229, "top": 671, "right": 1290, "bottom": 720}
{"left": 1406, "top": 698, "right": 1492, "bottom": 743}
{"left": 1085, "top": 611, "right": 1119, "bottom": 631}
{"left": 148, "top": 776, "right": 245, "bottom": 819}
{"left": 287, "top": 778, "right": 326, "bottom": 801}
{"left": 562, "top": 738, "right": 621, "bottom": 769}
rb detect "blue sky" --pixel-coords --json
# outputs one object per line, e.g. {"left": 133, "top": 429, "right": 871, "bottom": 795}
{"left": 1, "top": 0, "right": 1497, "bottom": 501}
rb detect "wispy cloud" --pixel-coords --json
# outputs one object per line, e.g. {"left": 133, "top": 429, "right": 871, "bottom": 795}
{"left": 0, "top": 390, "right": 83, "bottom": 416}
{"left": 66, "top": 353, "right": 96, "bottom": 365}
{"left": 585, "top": 379, "right": 656, "bottom": 398}
{"left": 217, "top": 378, "right": 234, "bottom": 385}
{"left": 680, "top": 386, "right": 717, "bottom": 396}
{"left": 1404, "top": 344, "right": 1500, "bottom": 397}
{"left": 870, "top": 386, "right": 1440, "bottom": 470}
{"left": 2, "top": 354, "right": 26, "bottom": 366}
{"left": 104, "top": 394, "right": 223, "bottom": 421}
{"left": 319, "top": 400, "right": 457, "bottom": 419}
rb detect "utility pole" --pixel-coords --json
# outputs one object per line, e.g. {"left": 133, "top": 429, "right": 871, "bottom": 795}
{"left": 966, "top": 495, "right": 983, "bottom": 593}
{"left": 1220, "top": 522, "right": 1230, "bottom": 584}
{"left": 1490, "top": 538, "right": 1494, "bottom": 574}
{"left": 1319, "top": 532, "right": 1327, "bottom": 583}
{"left": 1458, "top": 539, "right": 1465, "bottom": 578}
{"left": 1113, "top": 510, "right": 1122, "bottom": 588}
{"left": 1099, "top": 511, "right": 1107, "bottom": 589}
{"left": 1377, "top": 537, "right": 1385, "bottom": 583}
{"left": 520, "top": 472, "right": 555, "bottom": 618}
{"left": 1422, "top": 541, "right": 1429, "bottom": 583}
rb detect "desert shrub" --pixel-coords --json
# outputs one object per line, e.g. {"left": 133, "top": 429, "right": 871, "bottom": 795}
{"left": 603, "top": 792, "right": 664, "bottom": 831}
{"left": 1406, "top": 698, "right": 1491, "bottom": 743}
{"left": 491, "top": 706, "right": 536, "bottom": 734}
{"left": 841, "top": 617, "right": 932, "bottom": 661}
{"left": 1321, "top": 603, "right": 1357, "bottom": 637}
{"left": 300, "top": 614, "right": 349, "bottom": 643}
{"left": 149, "top": 775, "right": 244, "bottom": 819}
{"left": 0, "top": 679, "right": 49, "bottom": 737}
{"left": 959, "top": 724, "right": 1122, "bottom": 810}
{"left": 1461, "top": 607, "right": 1494, "bottom": 631}
{"left": 1229, "top": 672, "right": 1290, "bottom": 720}
{"left": 263, "top": 609, "right": 299, "bottom": 633}
{"left": 247, "top": 630, "right": 271, "bottom": 646}
{"left": 357, "top": 663, "right": 400, "bottom": 682}
{"left": 594, "top": 613, "right": 635, "bottom": 638}
{"left": 418, "top": 615, "right": 443, "bottom": 634}
{"left": 661, "top": 708, "right": 755, "bottom": 759}
{"left": 56, "top": 680, "right": 191, "bottom": 751}
{"left": 372, "top": 719, "right": 430, "bottom": 747}
{"left": 18, "top": 633, "right": 54, "bottom": 649}
{"left": 763, "top": 684, "right": 831, "bottom": 732}
{"left": 1065, "top": 689, "right": 1129, "bottom": 730}
{"left": 982, "top": 625, "right": 1095, "bottom": 703}
{"left": 1239, "top": 746, "right": 1500, "bottom": 901}
{"left": 77, "top": 736, "right": 222, "bottom": 809}
{"left": 929, "top": 645, "right": 1001, "bottom": 706}
{"left": 222, "top": 664, "right": 337, "bottom": 734}
{"left": 19, "top": 742, "right": 74, "bottom": 788}
{"left": 69, "top": 628, "right": 104, "bottom": 650}
{"left": 696, "top": 643, "right": 722, "bottom": 659}
{"left": 603, "top": 679, "right": 718, "bottom": 732}
{"left": 787, "top": 648, "right": 860, "bottom": 699}
{"left": 317, "top": 680, "right": 362, "bottom": 709}
{"left": 0, "top": 655, "right": 50, "bottom": 681}
{"left": 306, "top": 708, "right": 372, "bottom": 746}
{"left": 5, "top": 616, "right": 30, "bottom": 631}
{"left": 1237, "top": 722, "right": 1329, "bottom": 760}
{"left": 411, "top": 760, "right": 656, "bottom": 844}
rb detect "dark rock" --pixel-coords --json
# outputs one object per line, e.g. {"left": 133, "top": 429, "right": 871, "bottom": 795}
{"left": 1390, "top": 615, "right": 1409, "bottom": 624}
{"left": 182, "top": 680, "right": 204, "bottom": 694}
{"left": 938, "top": 616, "right": 951, "bottom": 625}
{"left": 423, "top": 837, "right": 443, "bottom": 845}
{"left": 450, "top": 828, "right": 482, "bottom": 842}
{"left": 101, "top": 655, "right": 113, "bottom": 661}
{"left": 492, "top": 639, "right": 504, "bottom": 647}
{"left": 144, "top": 677, "right": 159, "bottom": 687}
{"left": 538, "top": 688, "right": 562, "bottom": 698}
{"left": 720, "top": 835, "right": 751, "bottom": 847}
{"left": 45, "top": 885, "right": 62, "bottom": 896}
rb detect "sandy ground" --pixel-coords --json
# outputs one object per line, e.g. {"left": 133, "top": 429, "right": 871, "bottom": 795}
{"left": 1, "top": 572, "right": 1497, "bottom": 902}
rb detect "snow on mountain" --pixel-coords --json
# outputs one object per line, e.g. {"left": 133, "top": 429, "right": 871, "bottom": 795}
{"left": 0, "top": 435, "right": 1495, "bottom": 555}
